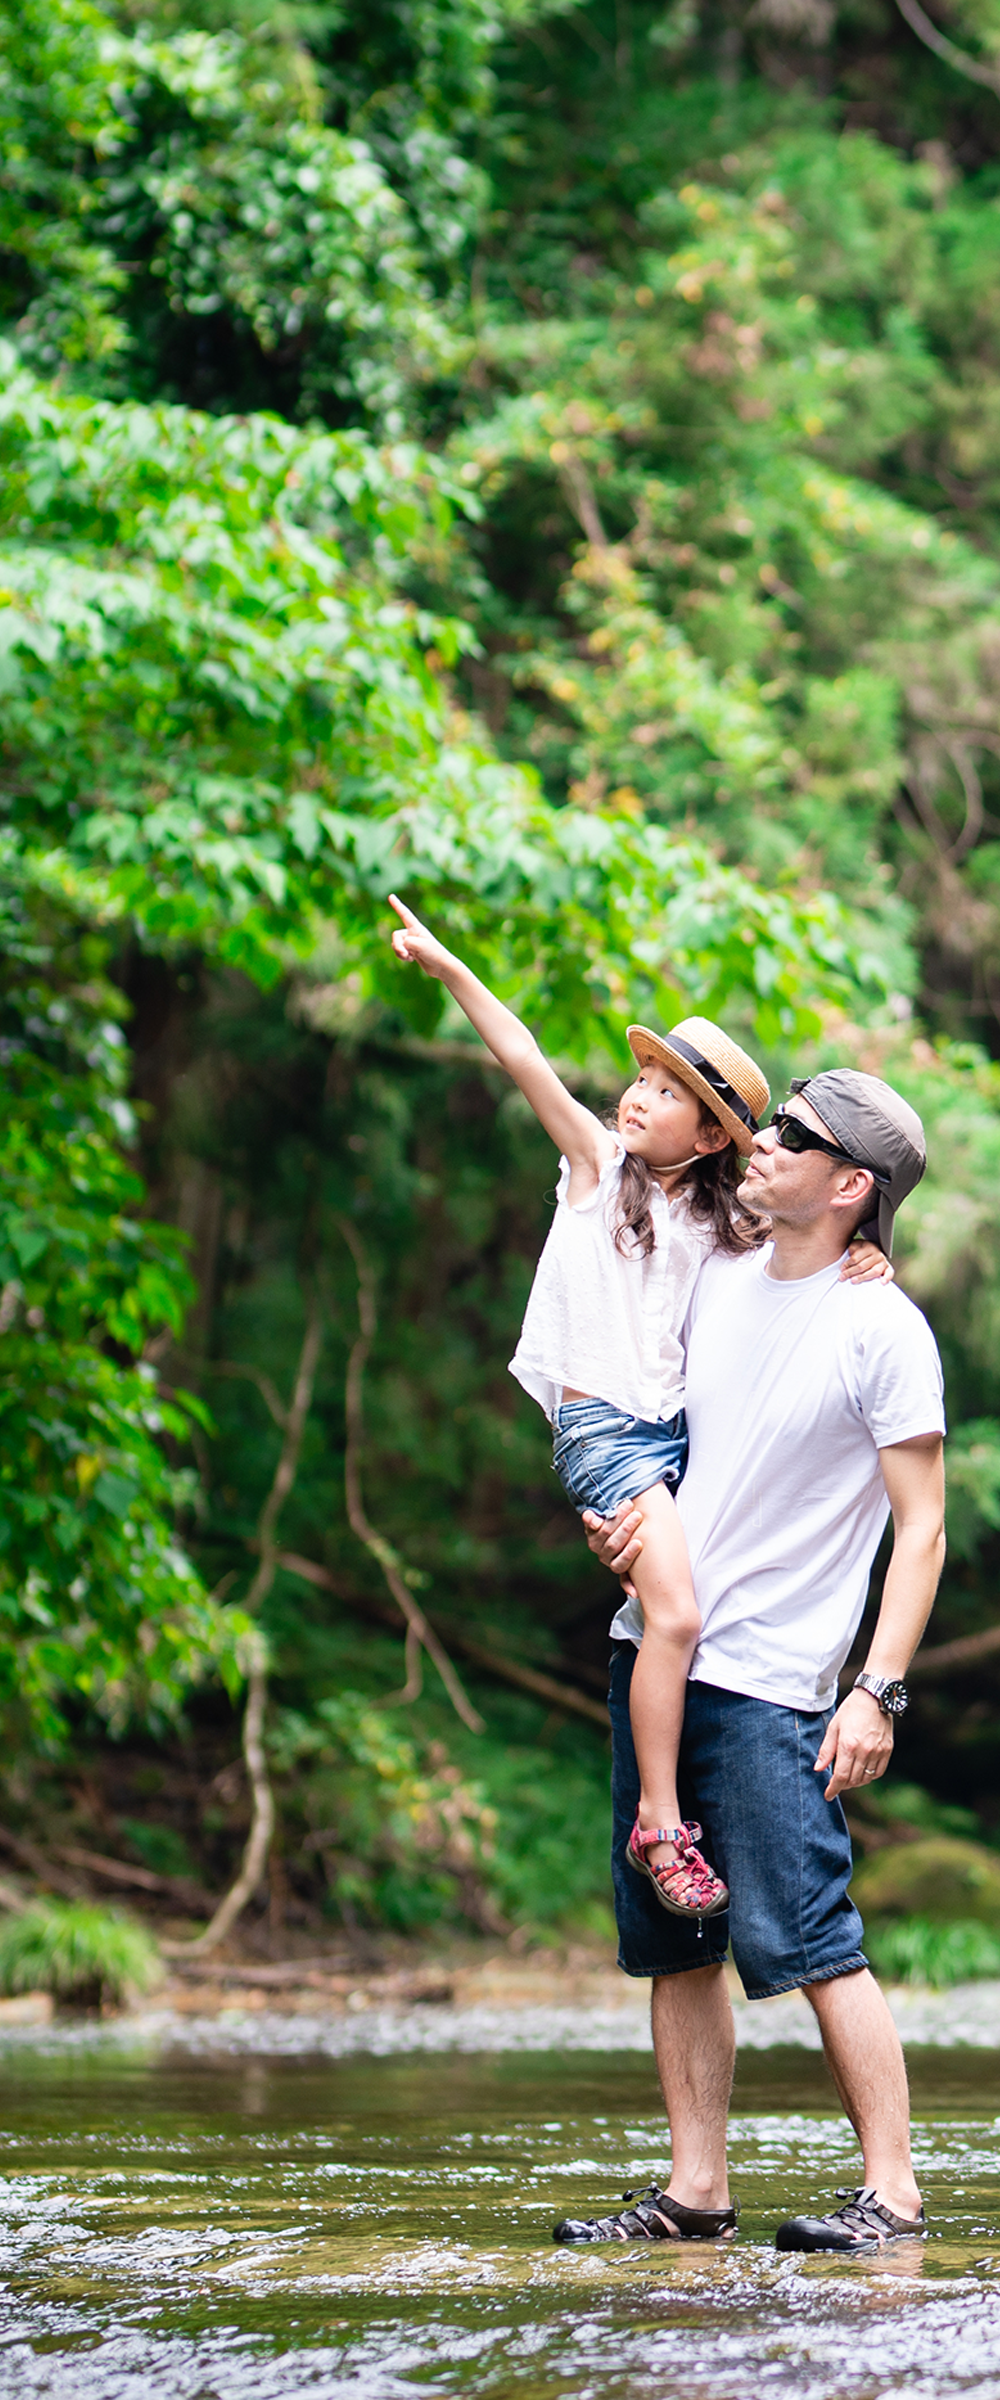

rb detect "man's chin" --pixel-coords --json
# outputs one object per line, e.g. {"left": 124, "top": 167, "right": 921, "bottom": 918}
{"left": 737, "top": 1175, "right": 770, "bottom": 1216}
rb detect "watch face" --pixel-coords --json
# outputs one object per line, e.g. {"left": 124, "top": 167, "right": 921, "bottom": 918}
{"left": 881, "top": 1681, "right": 908, "bottom": 1717}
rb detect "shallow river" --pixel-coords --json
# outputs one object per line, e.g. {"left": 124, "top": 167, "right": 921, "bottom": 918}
{"left": 3, "top": 2033, "right": 1000, "bottom": 2398}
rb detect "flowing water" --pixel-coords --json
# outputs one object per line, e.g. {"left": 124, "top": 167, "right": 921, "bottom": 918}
{"left": 2, "top": 2029, "right": 1000, "bottom": 2397}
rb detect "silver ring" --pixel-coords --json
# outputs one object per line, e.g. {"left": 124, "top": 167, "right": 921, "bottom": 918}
{"left": 864, "top": 1770, "right": 877, "bottom": 1780}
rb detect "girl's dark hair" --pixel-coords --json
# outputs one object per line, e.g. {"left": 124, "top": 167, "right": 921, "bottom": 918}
{"left": 611, "top": 1098, "right": 765, "bottom": 1260}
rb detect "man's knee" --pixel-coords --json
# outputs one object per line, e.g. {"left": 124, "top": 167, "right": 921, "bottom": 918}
{"left": 651, "top": 1960, "right": 731, "bottom": 2016}
{"left": 801, "top": 1964, "right": 873, "bottom": 2010}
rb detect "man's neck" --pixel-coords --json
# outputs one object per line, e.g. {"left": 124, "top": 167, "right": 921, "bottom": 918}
{"left": 765, "top": 1220, "right": 849, "bottom": 1283}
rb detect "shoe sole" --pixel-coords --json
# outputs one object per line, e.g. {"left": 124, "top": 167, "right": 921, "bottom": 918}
{"left": 554, "top": 2225, "right": 736, "bottom": 2245}
{"left": 625, "top": 1844, "right": 729, "bottom": 1918}
{"left": 775, "top": 2227, "right": 927, "bottom": 2254}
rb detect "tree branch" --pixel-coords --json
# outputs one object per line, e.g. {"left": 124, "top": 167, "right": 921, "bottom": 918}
{"left": 894, "top": 0, "right": 1000, "bottom": 92}
{"left": 909, "top": 1621, "right": 1000, "bottom": 1674}
{"left": 902, "top": 772, "right": 955, "bottom": 856}
{"left": 335, "top": 1216, "right": 484, "bottom": 1734}
{"left": 174, "top": 1355, "right": 289, "bottom": 1431}
{"left": 243, "top": 1288, "right": 324, "bottom": 1619}
{"left": 0, "top": 1823, "right": 85, "bottom": 1899}
{"left": 185, "top": 1635, "right": 274, "bottom": 1954}
{"left": 185, "top": 1288, "right": 324, "bottom": 1954}
{"left": 272, "top": 1548, "right": 608, "bottom": 1726}
{"left": 54, "top": 1845, "right": 214, "bottom": 1916}
{"left": 558, "top": 452, "right": 609, "bottom": 549}
{"left": 941, "top": 741, "right": 984, "bottom": 861}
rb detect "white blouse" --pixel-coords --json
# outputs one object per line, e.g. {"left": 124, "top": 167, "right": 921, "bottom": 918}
{"left": 508, "top": 1138, "right": 718, "bottom": 1426}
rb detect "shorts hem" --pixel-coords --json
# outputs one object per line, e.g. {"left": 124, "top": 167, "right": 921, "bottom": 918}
{"left": 739, "top": 1949, "right": 869, "bottom": 2003}
{"left": 617, "top": 1951, "right": 729, "bottom": 1980}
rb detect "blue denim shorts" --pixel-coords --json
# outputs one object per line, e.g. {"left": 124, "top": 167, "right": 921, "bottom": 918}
{"left": 608, "top": 1641, "right": 868, "bottom": 2002}
{"left": 552, "top": 1399, "right": 689, "bottom": 1518}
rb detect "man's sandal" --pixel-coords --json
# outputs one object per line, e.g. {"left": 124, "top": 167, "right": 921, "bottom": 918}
{"left": 776, "top": 2186, "right": 927, "bottom": 2253}
{"left": 626, "top": 1817, "right": 728, "bottom": 1919}
{"left": 554, "top": 2182, "right": 738, "bottom": 2243}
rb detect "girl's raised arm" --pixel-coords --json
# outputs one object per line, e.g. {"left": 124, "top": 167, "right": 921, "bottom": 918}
{"left": 388, "top": 896, "right": 614, "bottom": 1179}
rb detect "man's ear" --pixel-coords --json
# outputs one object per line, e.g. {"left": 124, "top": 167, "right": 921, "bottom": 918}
{"left": 831, "top": 1164, "right": 875, "bottom": 1217}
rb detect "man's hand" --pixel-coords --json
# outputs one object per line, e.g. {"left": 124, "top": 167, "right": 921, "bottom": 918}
{"left": 814, "top": 1687, "right": 894, "bottom": 1801}
{"left": 582, "top": 1502, "right": 643, "bottom": 1597}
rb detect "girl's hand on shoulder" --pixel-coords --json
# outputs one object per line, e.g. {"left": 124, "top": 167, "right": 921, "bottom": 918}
{"left": 389, "top": 893, "right": 455, "bottom": 981}
{"left": 841, "top": 1238, "right": 894, "bottom": 1285}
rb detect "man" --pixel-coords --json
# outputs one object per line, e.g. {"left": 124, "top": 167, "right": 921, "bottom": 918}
{"left": 554, "top": 1068, "right": 945, "bottom": 2255}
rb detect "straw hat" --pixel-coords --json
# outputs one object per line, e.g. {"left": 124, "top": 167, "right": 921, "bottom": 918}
{"left": 626, "top": 1017, "right": 770, "bottom": 1155}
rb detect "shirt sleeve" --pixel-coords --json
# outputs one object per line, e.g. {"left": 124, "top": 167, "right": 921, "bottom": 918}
{"left": 856, "top": 1293, "right": 946, "bottom": 1449}
{"left": 554, "top": 1135, "right": 625, "bottom": 1216}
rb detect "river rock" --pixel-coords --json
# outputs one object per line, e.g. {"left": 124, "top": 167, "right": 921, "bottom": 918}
{"left": 852, "top": 1835, "right": 1000, "bottom": 1923}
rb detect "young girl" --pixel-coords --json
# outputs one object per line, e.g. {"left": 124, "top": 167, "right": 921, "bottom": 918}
{"left": 388, "top": 893, "right": 889, "bottom": 1922}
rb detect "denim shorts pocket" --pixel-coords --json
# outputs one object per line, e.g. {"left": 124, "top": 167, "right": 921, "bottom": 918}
{"left": 552, "top": 1430, "right": 607, "bottom": 1513}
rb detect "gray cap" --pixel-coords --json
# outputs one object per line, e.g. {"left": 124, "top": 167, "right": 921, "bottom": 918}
{"left": 788, "top": 1068, "right": 926, "bottom": 1257}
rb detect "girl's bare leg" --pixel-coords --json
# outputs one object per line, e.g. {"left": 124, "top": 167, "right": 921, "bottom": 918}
{"left": 626, "top": 1482, "right": 701, "bottom": 1869}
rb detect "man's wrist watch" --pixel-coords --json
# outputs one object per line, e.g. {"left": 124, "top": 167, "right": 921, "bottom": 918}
{"left": 854, "top": 1672, "right": 909, "bottom": 1718}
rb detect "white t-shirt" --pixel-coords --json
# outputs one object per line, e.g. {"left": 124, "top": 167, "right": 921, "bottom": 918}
{"left": 611, "top": 1246, "right": 945, "bottom": 1712}
{"left": 509, "top": 1137, "right": 716, "bottom": 1426}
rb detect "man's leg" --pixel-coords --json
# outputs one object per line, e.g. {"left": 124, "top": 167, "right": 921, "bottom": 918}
{"left": 803, "top": 1968, "right": 921, "bottom": 2221}
{"left": 651, "top": 1963, "right": 735, "bottom": 2212}
{"left": 550, "top": 1649, "right": 734, "bottom": 2243}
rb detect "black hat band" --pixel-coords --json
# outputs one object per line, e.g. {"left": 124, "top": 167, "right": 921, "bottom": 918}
{"left": 663, "top": 1034, "right": 759, "bottom": 1134}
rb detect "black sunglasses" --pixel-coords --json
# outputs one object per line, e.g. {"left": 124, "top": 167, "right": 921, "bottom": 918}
{"left": 768, "top": 1107, "right": 890, "bottom": 1189}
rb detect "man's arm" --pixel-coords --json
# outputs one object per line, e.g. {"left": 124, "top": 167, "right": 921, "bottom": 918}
{"left": 815, "top": 1431, "right": 946, "bottom": 1802}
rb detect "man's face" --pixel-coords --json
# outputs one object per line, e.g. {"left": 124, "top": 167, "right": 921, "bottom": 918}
{"left": 738, "top": 1093, "right": 870, "bottom": 1230}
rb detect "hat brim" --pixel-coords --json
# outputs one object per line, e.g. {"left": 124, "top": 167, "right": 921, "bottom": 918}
{"left": 876, "top": 1188, "right": 896, "bottom": 1259}
{"left": 854, "top": 1193, "right": 895, "bottom": 1259}
{"left": 626, "top": 1026, "right": 758, "bottom": 1155}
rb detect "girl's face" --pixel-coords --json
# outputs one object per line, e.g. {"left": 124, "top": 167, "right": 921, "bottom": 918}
{"left": 617, "top": 1060, "right": 727, "bottom": 1175}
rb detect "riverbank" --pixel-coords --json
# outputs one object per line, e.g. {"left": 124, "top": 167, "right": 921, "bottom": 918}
{"left": 1, "top": 1951, "right": 998, "bottom": 2052}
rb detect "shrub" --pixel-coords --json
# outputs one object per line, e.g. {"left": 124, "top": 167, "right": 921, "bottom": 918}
{"left": 0, "top": 1902, "right": 162, "bottom": 2008}
{"left": 851, "top": 1836, "right": 1000, "bottom": 1925}
{"left": 866, "top": 1914, "right": 1000, "bottom": 1988}
{"left": 272, "top": 1695, "right": 502, "bottom": 1934}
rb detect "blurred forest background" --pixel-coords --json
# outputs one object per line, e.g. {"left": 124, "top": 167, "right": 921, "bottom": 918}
{"left": 5, "top": 0, "right": 1000, "bottom": 1974}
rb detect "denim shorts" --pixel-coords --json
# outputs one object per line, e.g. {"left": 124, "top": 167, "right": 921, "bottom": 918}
{"left": 552, "top": 1399, "right": 689, "bottom": 1518}
{"left": 608, "top": 1641, "right": 868, "bottom": 2002}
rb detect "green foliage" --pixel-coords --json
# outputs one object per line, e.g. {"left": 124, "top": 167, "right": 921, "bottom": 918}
{"left": 0, "top": 0, "right": 130, "bottom": 373}
{"left": 7, "top": 0, "right": 1000, "bottom": 1899}
{"left": 97, "top": 22, "right": 456, "bottom": 428}
{"left": 119, "top": 1817, "right": 196, "bottom": 1879}
{"left": 0, "top": 0, "right": 504, "bottom": 423}
{"left": 270, "top": 1687, "right": 614, "bottom": 1934}
{"left": 0, "top": 842, "right": 243, "bottom": 1745}
{"left": 860, "top": 1781, "right": 982, "bottom": 1843}
{"left": 866, "top": 1914, "right": 1000, "bottom": 1990}
{"left": 271, "top": 1693, "right": 501, "bottom": 1931}
{"left": 852, "top": 1834, "right": 1000, "bottom": 1926}
{"left": 0, "top": 343, "right": 874, "bottom": 1050}
{"left": 0, "top": 1898, "right": 162, "bottom": 2003}
{"left": 448, "top": 125, "right": 1000, "bottom": 1011}
{"left": 939, "top": 1421, "right": 1000, "bottom": 1563}
{"left": 471, "top": 1740, "right": 614, "bottom": 1932}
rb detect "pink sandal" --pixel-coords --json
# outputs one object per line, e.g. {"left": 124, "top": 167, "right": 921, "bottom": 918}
{"left": 626, "top": 1817, "right": 728, "bottom": 1919}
